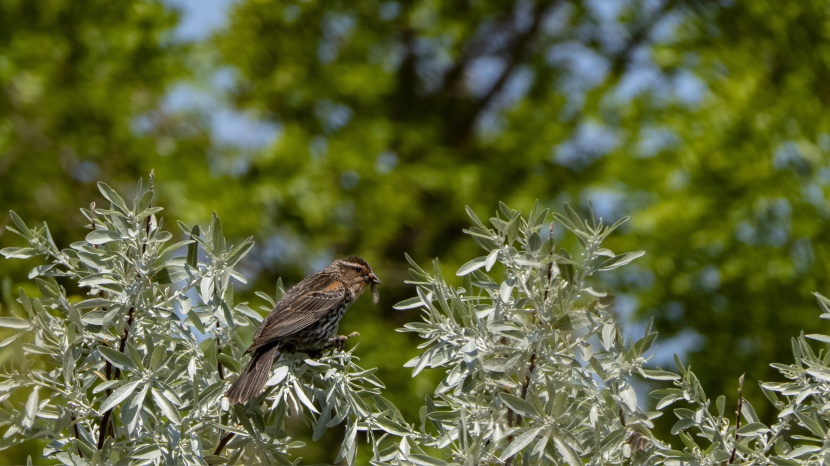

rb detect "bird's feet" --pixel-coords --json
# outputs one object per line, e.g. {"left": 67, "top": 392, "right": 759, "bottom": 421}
{"left": 323, "top": 331, "right": 360, "bottom": 351}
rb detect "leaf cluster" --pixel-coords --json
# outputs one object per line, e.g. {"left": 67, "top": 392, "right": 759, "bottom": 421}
{"left": 6, "top": 181, "right": 830, "bottom": 465}
{"left": 0, "top": 180, "right": 409, "bottom": 465}
{"left": 394, "top": 202, "right": 656, "bottom": 464}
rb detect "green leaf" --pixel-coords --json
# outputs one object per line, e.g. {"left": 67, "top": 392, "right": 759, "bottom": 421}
{"left": 151, "top": 265, "right": 188, "bottom": 285}
{"left": 526, "top": 231, "right": 542, "bottom": 253}
{"left": 211, "top": 212, "right": 225, "bottom": 253}
{"left": 456, "top": 257, "right": 487, "bottom": 276}
{"left": 293, "top": 382, "right": 318, "bottom": 414}
{"left": 132, "top": 444, "right": 162, "bottom": 460}
{"left": 313, "top": 408, "right": 332, "bottom": 441}
{"left": 505, "top": 211, "right": 522, "bottom": 245}
{"left": 671, "top": 417, "right": 696, "bottom": 434}
{"left": 218, "top": 353, "right": 241, "bottom": 374}
{"left": 813, "top": 292, "right": 830, "bottom": 315}
{"left": 85, "top": 229, "right": 123, "bottom": 245}
{"left": 99, "top": 380, "right": 142, "bottom": 413}
{"left": 408, "top": 455, "right": 448, "bottom": 466}
{"left": 35, "top": 277, "right": 60, "bottom": 299}
{"left": 0, "top": 247, "right": 38, "bottom": 259}
{"left": 552, "top": 436, "right": 582, "bottom": 466}
{"left": 598, "top": 429, "right": 626, "bottom": 455}
{"left": 186, "top": 308, "right": 206, "bottom": 334}
{"left": 75, "top": 298, "right": 114, "bottom": 309}
{"left": 393, "top": 296, "right": 424, "bottom": 310}
{"left": 7, "top": 211, "right": 32, "bottom": 239}
{"left": 805, "top": 333, "right": 830, "bottom": 344}
{"left": 500, "top": 393, "right": 538, "bottom": 418}
{"left": 152, "top": 387, "right": 181, "bottom": 425}
{"left": 640, "top": 369, "right": 681, "bottom": 381}
{"left": 736, "top": 422, "right": 770, "bottom": 436}
{"left": 373, "top": 415, "right": 411, "bottom": 436}
{"left": 465, "top": 205, "right": 488, "bottom": 230}
{"left": 0, "top": 317, "right": 30, "bottom": 329}
{"left": 716, "top": 395, "right": 726, "bottom": 416}
{"left": 99, "top": 347, "right": 137, "bottom": 371}
{"left": 485, "top": 248, "right": 499, "bottom": 272}
{"left": 78, "top": 273, "right": 119, "bottom": 287}
{"left": 97, "top": 182, "right": 130, "bottom": 214}
{"left": 599, "top": 250, "right": 645, "bottom": 271}
{"left": 794, "top": 411, "right": 825, "bottom": 437}
{"left": 501, "top": 427, "right": 544, "bottom": 460}
{"left": 149, "top": 346, "right": 167, "bottom": 371}
{"left": 226, "top": 237, "right": 254, "bottom": 266}
{"left": 147, "top": 230, "right": 172, "bottom": 244}
{"left": 187, "top": 224, "right": 200, "bottom": 268}
{"left": 22, "top": 388, "right": 38, "bottom": 429}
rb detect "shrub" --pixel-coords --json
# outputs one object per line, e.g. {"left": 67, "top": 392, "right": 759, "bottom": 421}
{"left": 3, "top": 178, "right": 830, "bottom": 465}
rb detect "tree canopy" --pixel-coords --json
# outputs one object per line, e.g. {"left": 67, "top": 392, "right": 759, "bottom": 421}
{"left": 2, "top": 0, "right": 830, "bottom": 463}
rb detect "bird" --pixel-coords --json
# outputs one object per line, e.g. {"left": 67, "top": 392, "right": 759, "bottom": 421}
{"left": 225, "top": 256, "right": 381, "bottom": 404}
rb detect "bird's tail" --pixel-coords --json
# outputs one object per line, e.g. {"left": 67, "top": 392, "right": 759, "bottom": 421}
{"left": 225, "top": 346, "right": 279, "bottom": 404}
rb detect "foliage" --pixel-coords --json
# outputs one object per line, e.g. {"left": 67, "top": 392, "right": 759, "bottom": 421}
{"left": 395, "top": 202, "right": 658, "bottom": 464}
{"left": 397, "top": 204, "right": 830, "bottom": 465}
{"left": 600, "top": 0, "right": 830, "bottom": 419}
{"left": 6, "top": 181, "right": 830, "bottom": 464}
{"left": 646, "top": 293, "right": 830, "bottom": 465}
{"left": 5, "top": 0, "right": 830, "bottom": 462}
{"left": 0, "top": 180, "right": 409, "bottom": 465}
{"left": 211, "top": 0, "right": 830, "bottom": 427}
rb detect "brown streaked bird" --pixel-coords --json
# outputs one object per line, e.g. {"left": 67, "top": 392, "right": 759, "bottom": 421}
{"left": 225, "top": 256, "right": 381, "bottom": 404}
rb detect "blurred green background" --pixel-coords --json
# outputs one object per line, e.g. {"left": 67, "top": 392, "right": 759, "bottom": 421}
{"left": 3, "top": 0, "right": 830, "bottom": 463}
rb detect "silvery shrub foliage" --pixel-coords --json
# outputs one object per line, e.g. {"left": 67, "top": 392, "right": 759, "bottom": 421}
{"left": 0, "top": 178, "right": 408, "bottom": 465}
{"left": 3, "top": 179, "right": 830, "bottom": 465}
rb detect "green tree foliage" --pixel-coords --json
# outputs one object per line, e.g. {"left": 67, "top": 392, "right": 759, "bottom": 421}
{"left": 4, "top": 0, "right": 830, "bottom": 460}
{"left": 0, "top": 0, "right": 198, "bottom": 230}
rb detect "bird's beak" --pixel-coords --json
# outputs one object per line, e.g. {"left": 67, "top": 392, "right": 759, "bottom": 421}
{"left": 367, "top": 273, "right": 381, "bottom": 285}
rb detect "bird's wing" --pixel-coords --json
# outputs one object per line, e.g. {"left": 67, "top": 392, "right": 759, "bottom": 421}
{"left": 247, "top": 272, "right": 346, "bottom": 352}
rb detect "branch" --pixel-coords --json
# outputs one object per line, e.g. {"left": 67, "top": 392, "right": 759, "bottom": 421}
{"left": 607, "top": 0, "right": 679, "bottom": 78}
{"left": 438, "top": 4, "right": 522, "bottom": 97}
{"left": 455, "top": 0, "right": 557, "bottom": 145}
{"left": 214, "top": 432, "right": 235, "bottom": 456}
{"left": 97, "top": 307, "right": 136, "bottom": 450}
{"left": 515, "top": 353, "right": 537, "bottom": 428}
{"left": 505, "top": 353, "right": 538, "bottom": 466}
{"left": 728, "top": 373, "right": 745, "bottom": 464}
{"left": 216, "top": 337, "right": 225, "bottom": 380}
{"left": 72, "top": 415, "right": 83, "bottom": 459}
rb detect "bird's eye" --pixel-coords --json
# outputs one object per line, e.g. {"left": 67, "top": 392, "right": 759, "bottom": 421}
{"left": 354, "top": 266, "right": 362, "bottom": 272}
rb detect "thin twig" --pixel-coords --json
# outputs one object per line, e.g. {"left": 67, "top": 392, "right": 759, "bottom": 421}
{"left": 97, "top": 307, "right": 136, "bottom": 450}
{"left": 506, "top": 396, "right": 516, "bottom": 429}
{"left": 214, "top": 432, "right": 235, "bottom": 456}
{"left": 96, "top": 171, "right": 157, "bottom": 450}
{"left": 72, "top": 415, "right": 83, "bottom": 459}
{"left": 216, "top": 336, "right": 225, "bottom": 380}
{"left": 728, "top": 373, "right": 745, "bottom": 464}
{"left": 505, "top": 353, "right": 538, "bottom": 466}
{"left": 516, "top": 354, "right": 537, "bottom": 428}
{"left": 544, "top": 222, "right": 555, "bottom": 302}
{"left": 506, "top": 222, "right": 554, "bottom": 465}
{"left": 89, "top": 202, "right": 98, "bottom": 250}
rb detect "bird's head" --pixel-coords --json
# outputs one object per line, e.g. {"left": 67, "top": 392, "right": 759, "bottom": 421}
{"left": 331, "top": 256, "right": 381, "bottom": 301}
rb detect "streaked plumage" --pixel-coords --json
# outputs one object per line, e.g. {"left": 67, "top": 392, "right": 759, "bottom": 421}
{"left": 226, "top": 256, "right": 380, "bottom": 404}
